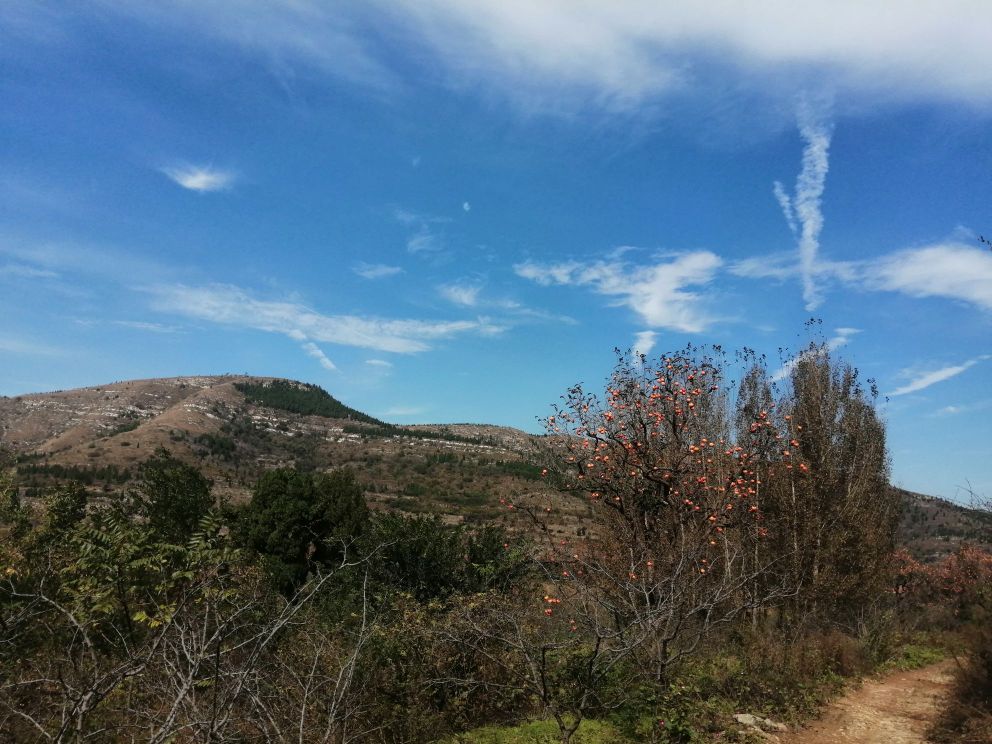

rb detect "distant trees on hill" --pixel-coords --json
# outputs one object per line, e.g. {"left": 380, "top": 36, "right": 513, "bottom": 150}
{"left": 236, "top": 379, "right": 495, "bottom": 446}
{"left": 16, "top": 461, "right": 132, "bottom": 487}
{"left": 235, "top": 379, "right": 383, "bottom": 424}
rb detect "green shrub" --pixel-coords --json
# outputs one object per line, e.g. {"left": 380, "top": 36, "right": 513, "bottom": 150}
{"left": 136, "top": 449, "right": 213, "bottom": 542}
{"left": 236, "top": 467, "right": 368, "bottom": 590}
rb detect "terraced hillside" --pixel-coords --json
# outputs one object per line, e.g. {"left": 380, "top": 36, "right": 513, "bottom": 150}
{"left": 0, "top": 376, "right": 588, "bottom": 535}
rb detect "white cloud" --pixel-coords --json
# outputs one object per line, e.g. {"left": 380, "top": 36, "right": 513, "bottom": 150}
{"left": 30, "top": 3, "right": 992, "bottom": 119}
{"left": 863, "top": 242, "right": 992, "bottom": 311}
{"left": 376, "top": 1, "right": 992, "bottom": 111}
{"left": 935, "top": 405, "right": 964, "bottom": 416}
{"left": 888, "top": 355, "right": 989, "bottom": 397}
{"left": 436, "top": 282, "right": 576, "bottom": 325}
{"left": 160, "top": 164, "right": 235, "bottom": 192}
{"left": 365, "top": 359, "right": 393, "bottom": 368}
{"left": 439, "top": 282, "right": 482, "bottom": 307}
{"left": 515, "top": 251, "right": 722, "bottom": 333}
{"left": 832, "top": 327, "right": 860, "bottom": 341}
{"left": 462, "top": 201, "right": 471, "bottom": 212}
{"left": 112, "top": 320, "right": 181, "bottom": 333}
{"left": 772, "top": 182, "right": 796, "bottom": 235}
{"left": 632, "top": 330, "right": 658, "bottom": 359}
{"left": 932, "top": 399, "right": 992, "bottom": 417}
{"left": 353, "top": 262, "right": 403, "bottom": 279}
{"left": 0, "top": 236, "right": 170, "bottom": 284}
{"left": 380, "top": 405, "right": 427, "bottom": 417}
{"left": 301, "top": 341, "right": 337, "bottom": 371}
{"left": 146, "top": 283, "right": 501, "bottom": 354}
{"left": 0, "top": 263, "right": 59, "bottom": 280}
{"left": 774, "top": 102, "right": 832, "bottom": 311}
{"left": 731, "top": 241, "right": 992, "bottom": 314}
{"left": 0, "top": 335, "right": 63, "bottom": 356}
{"left": 729, "top": 252, "right": 797, "bottom": 281}
{"left": 407, "top": 228, "right": 441, "bottom": 254}
{"left": 104, "top": 2, "right": 394, "bottom": 91}
{"left": 394, "top": 208, "right": 450, "bottom": 254}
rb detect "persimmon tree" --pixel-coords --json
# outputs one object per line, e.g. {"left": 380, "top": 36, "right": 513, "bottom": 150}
{"left": 527, "top": 347, "right": 794, "bottom": 694}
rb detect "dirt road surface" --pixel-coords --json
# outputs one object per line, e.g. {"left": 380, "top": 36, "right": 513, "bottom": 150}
{"left": 775, "top": 660, "right": 955, "bottom": 744}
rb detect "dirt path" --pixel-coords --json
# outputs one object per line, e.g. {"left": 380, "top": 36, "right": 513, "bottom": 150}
{"left": 776, "top": 660, "right": 955, "bottom": 744}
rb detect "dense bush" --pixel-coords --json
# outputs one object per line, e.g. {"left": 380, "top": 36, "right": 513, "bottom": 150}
{"left": 134, "top": 447, "right": 214, "bottom": 542}
{"left": 236, "top": 467, "right": 369, "bottom": 590}
{"left": 931, "top": 543, "right": 992, "bottom": 743}
{"left": 366, "top": 513, "right": 528, "bottom": 601}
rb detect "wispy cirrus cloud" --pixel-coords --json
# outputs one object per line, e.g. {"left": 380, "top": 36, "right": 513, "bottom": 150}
{"left": 301, "top": 341, "right": 337, "bottom": 372}
{"left": 515, "top": 251, "right": 722, "bottom": 333}
{"left": 731, "top": 241, "right": 992, "bottom": 314}
{"left": 145, "top": 283, "right": 502, "bottom": 355}
{"left": 160, "top": 164, "right": 235, "bottom": 192}
{"left": 16, "top": 3, "right": 992, "bottom": 119}
{"left": 376, "top": 1, "right": 992, "bottom": 112}
{"left": 438, "top": 280, "right": 577, "bottom": 326}
{"left": 729, "top": 252, "right": 858, "bottom": 284}
{"left": 0, "top": 263, "right": 59, "bottom": 280}
{"left": 935, "top": 405, "right": 965, "bottom": 416}
{"left": 394, "top": 208, "right": 450, "bottom": 255}
{"left": 100, "top": 2, "right": 395, "bottom": 91}
{"left": 932, "top": 399, "right": 992, "bottom": 417}
{"left": 863, "top": 243, "right": 992, "bottom": 311}
{"left": 888, "top": 355, "right": 990, "bottom": 397}
{"left": 438, "top": 281, "right": 482, "bottom": 307}
{"left": 353, "top": 262, "right": 403, "bottom": 279}
{"left": 773, "top": 101, "right": 833, "bottom": 311}
{"left": 380, "top": 405, "right": 427, "bottom": 418}
{"left": 111, "top": 320, "right": 182, "bottom": 334}
{"left": 0, "top": 237, "right": 168, "bottom": 283}
{"left": 0, "top": 335, "right": 63, "bottom": 356}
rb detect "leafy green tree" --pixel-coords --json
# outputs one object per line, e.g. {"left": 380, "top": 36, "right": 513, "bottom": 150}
{"left": 42, "top": 481, "right": 88, "bottom": 536}
{"left": 0, "top": 470, "right": 30, "bottom": 540}
{"left": 464, "top": 523, "right": 529, "bottom": 593}
{"left": 135, "top": 448, "right": 213, "bottom": 542}
{"left": 368, "top": 513, "right": 463, "bottom": 602}
{"left": 365, "top": 514, "right": 528, "bottom": 602}
{"left": 776, "top": 341, "right": 898, "bottom": 625}
{"left": 237, "top": 468, "right": 368, "bottom": 589}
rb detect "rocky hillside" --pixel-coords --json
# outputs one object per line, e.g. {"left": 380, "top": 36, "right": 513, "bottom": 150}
{"left": 3, "top": 377, "right": 989, "bottom": 557}
{"left": 896, "top": 486, "right": 992, "bottom": 560}
{"left": 0, "top": 376, "right": 575, "bottom": 531}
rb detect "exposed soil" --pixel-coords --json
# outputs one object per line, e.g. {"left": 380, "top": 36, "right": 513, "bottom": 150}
{"left": 777, "top": 660, "right": 955, "bottom": 744}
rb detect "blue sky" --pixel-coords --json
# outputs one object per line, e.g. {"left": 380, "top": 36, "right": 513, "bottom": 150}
{"left": 2, "top": 2, "right": 990, "bottom": 501}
